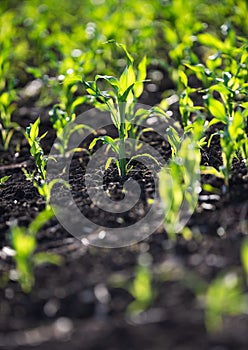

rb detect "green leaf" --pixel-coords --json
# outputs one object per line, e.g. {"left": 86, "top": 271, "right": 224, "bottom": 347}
{"left": 137, "top": 56, "right": 147, "bottom": 82}
{"left": 229, "top": 109, "right": 245, "bottom": 141}
{"left": 105, "top": 156, "right": 115, "bottom": 170}
{"left": 115, "top": 42, "right": 134, "bottom": 65}
{"left": 197, "top": 33, "right": 225, "bottom": 50}
{"left": 39, "top": 131, "right": 48, "bottom": 141}
{"left": 184, "top": 63, "right": 205, "bottom": 74}
{"left": 127, "top": 153, "right": 160, "bottom": 167}
{"left": 11, "top": 227, "right": 36, "bottom": 257}
{"left": 119, "top": 65, "right": 136, "bottom": 96}
{"left": 96, "top": 75, "right": 119, "bottom": 89}
{"left": 207, "top": 132, "right": 219, "bottom": 147}
{"left": 67, "top": 123, "right": 95, "bottom": 141}
{"left": 178, "top": 70, "right": 188, "bottom": 87}
{"left": 208, "top": 98, "right": 226, "bottom": 122}
{"left": 28, "top": 208, "right": 54, "bottom": 235}
{"left": 202, "top": 183, "right": 221, "bottom": 195}
{"left": 26, "top": 117, "right": 40, "bottom": 141}
{"left": 205, "top": 273, "right": 245, "bottom": 333}
{"left": 135, "top": 127, "right": 153, "bottom": 144}
{"left": 133, "top": 56, "right": 147, "bottom": 98}
{"left": 131, "top": 267, "right": 152, "bottom": 302}
{"left": 101, "top": 136, "right": 119, "bottom": 153}
{"left": 71, "top": 96, "right": 87, "bottom": 113}
{"left": 208, "top": 118, "right": 224, "bottom": 127}
{"left": 119, "top": 83, "right": 135, "bottom": 102}
{"left": 201, "top": 165, "right": 224, "bottom": 179}
{"left": 63, "top": 75, "right": 82, "bottom": 86}
{"left": 89, "top": 137, "right": 99, "bottom": 150}
{"left": 83, "top": 80, "right": 98, "bottom": 95}
{"left": 33, "top": 252, "right": 63, "bottom": 266}
{"left": 209, "top": 84, "right": 230, "bottom": 97}
{"left": 166, "top": 126, "right": 181, "bottom": 156}
{"left": 0, "top": 175, "right": 11, "bottom": 186}
{"left": 89, "top": 136, "right": 119, "bottom": 154}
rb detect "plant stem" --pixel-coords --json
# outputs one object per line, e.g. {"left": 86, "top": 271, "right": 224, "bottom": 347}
{"left": 118, "top": 102, "right": 126, "bottom": 176}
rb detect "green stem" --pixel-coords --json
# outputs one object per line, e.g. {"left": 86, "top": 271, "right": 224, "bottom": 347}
{"left": 118, "top": 102, "right": 126, "bottom": 176}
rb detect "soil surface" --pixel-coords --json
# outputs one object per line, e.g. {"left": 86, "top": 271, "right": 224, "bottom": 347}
{"left": 0, "top": 76, "right": 248, "bottom": 350}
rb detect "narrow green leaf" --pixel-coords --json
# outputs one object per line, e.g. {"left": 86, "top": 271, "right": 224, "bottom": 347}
{"left": 119, "top": 65, "right": 136, "bottom": 96}
{"left": 119, "top": 83, "right": 135, "bottom": 102}
{"left": 33, "top": 252, "right": 63, "bottom": 266}
{"left": 178, "top": 70, "right": 188, "bottom": 87}
{"left": 201, "top": 165, "right": 224, "bottom": 179}
{"left": 134, "top": 56, "right": 147, "bottom": 98}
{"left": 0, "top": 175, "right": 11, "bottom": 186}
{"left": 197, "top": 33, "right": 225, "bottom": 50}
{"left": 89, "top": 137, "right": 100, "bottom": 150}
{"left": 128, "top": 153, "right": 160, "bottom": 167}
{"left": 208, "top": 98, "right": 226, "bottom": 121}
{"left": 105, "top": 157, "right": 115, "bottom": 170}
{"left": 29, "top": 208, "right": 54, "bottom": 236}
{"left": 29, "top": 118, "right": 40, "bottom": 141}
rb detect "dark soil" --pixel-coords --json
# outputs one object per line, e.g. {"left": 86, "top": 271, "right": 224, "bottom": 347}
{"left": 0, "top": 77, "right": 248, "bottom": 350}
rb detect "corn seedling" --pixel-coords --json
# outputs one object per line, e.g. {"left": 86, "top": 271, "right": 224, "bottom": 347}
{"left": 205, "top": 272, "right": 246, "bottom": 333}
{"left": 178, "top": 70, "right": 204, "bottom": 128}
{"left": 10, "top": 208, "right": 62, "bottom": 293}
{"left": 186, "top": 43, "right": 248, "bottom": 187}
{"left": 48, "top": 63, "right": 96, "bottom": 157}
{"left": 203, "top": 235, "right": 248, "bottom": 333}
{"left": 83, "top": 41, "right": 163, "bottom": 176}
{"left": 167, "top": 115, "right": 207, "bottom": 159}
{"left": 127, "top": 254, "right": 154, "bottom": 316}
{"left": 201, "top": 99, "right": 248, "bottom": 187}
{"left": 24, "top": 118, "right": 67, "bottom": 206}
{"left": 205, "top": 238, "right": 248, "bottom": 333}
{"left": 49, "top": 104, "right": 94, "bottom": 156}
{"left": 207, "top": 43, "right": 248, "bottom": 170}
{"left": 25, "top": 118, "right": 47, "bottom": 180}
{"left": 159, "top": 138, "right": 201, "bottom": 239}
{"left": 220, "top": 109, "right": 247, "bottom": 184}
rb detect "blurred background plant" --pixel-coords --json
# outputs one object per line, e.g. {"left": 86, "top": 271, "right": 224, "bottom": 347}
{"left": 1, "top": 0, "right": 247, "bottom": 111}
{"left": 10, "top": 208, "right": 62, "bottom": 293}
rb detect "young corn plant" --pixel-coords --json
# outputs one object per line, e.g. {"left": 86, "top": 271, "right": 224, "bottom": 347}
{"left": 202, "top": 97, "right": 248, "bottom": 187}
{"left": 49, "top": 104, "right": 95, "bottom": 156}
{"left": 186, "top": 43, "right": 248, "bottom": 187}
{"left": 204, "top": 272, "right": 246, "bottom": 333}
{"left": 127, "top": 263, "right": 154, "bottom": 316}
{"left": 159, "top": 138, "right": 201, "bottom": 239}
{"left": 204, "top": 238, "right": 248, "bottom": 332}
{"left": 178, "top": 70, "right": 204, "bottom": 128}
{"left": 194, "top": 238, "right": 248, "bottom": 333}
{"left": 167, "top": 115, "right": 207, "bottom": 159}
{"left": 49, "top": 72, "right": 96, "bottom": 156}
{"left": 83, "top": 41, "right": 161, "bottom": 176}
{"left": 10, "top": 208, "right": 62, "bottom": 293}
{"left": 108, "top": 255, "right": 154, "bottom": 317}
{"left": 25, "top": 117, "right": 47, "bottom": 180}
{"left": 24, "top": 118, "right": 65, "bottom": 206}
{"left": 166, "top": 69, "right": 207, "bottom": 153}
